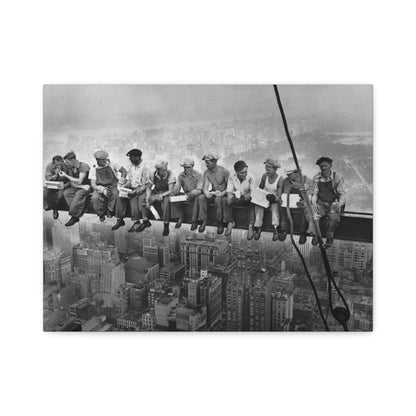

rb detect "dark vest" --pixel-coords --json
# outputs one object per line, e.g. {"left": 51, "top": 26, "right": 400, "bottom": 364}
{"left": 153, "top": 171, "right": 170, "bottom": 193}
{"left": 95, "top": 165, "right": 117, "bottom": 186}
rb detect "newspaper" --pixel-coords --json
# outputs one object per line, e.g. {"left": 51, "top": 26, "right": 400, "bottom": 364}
{"left": 251, "top": 188, "right": 270, "bottom": 208}
{"left": 118, "top": 187, "right": 132, "bottom": 198}
{"left": 281, "top": 193, "right": 301, "bottom": 208}
{"left": 45, "top": 181, "right": 64, "bottom": 190}
{"left": 170, "top": 194, "right": 188, "bottom": 203}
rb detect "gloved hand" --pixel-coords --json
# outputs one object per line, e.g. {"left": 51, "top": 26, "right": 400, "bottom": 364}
{"left": 266, "top": 194, "right": 277, "bottom": 203}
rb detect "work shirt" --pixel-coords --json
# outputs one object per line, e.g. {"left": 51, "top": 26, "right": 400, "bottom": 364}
{"left": 67, "top": 161, "right": 90, "bottom": 185}
{"left": 173, "top": 169, "right": 203, "bottom": 194}
{"left": 151, "top": 170, "right": 176, "bottom": 193}
{"left": 203, "top": 165, "right": 230, "bottom": 192}
{"left": 45, "top": 163, "right": 68, "bottom": 181}
{"left": 226, "top": 172, "right": 256, "bottom": 196}
{"left": 126, "top": 162, "right": 151, "bottom": 189}
{"left": 312, "top": 171, "right": 346, "bottom": 206}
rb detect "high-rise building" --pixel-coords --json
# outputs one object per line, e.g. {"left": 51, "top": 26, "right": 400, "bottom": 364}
{"left": 158, "top": 244, "right": 170, "bottom": 268}
{"left": 52, "top": 284, "right": 78, "bottom": 310}
{"left": 100, "top": 261, "right": 125, "bottom": 295}
{"left": 128, "top": 283, "right": 148, "bottom": 313}
{"left": 68, "top": 271, "right": 97, "bottom": 298}
{"left": 159, "top": 263, "right": 185, "bottom": 285}
{"left": 43, "top": 249, "right": 61, "bottom": 284}
{"left": 154, "top": 296, "right": 178, "bottom": 329}
{"left": 226, "top": 278, "right": 249, "bottom": 331}
{"left": 176, "top": 305, "right": 207, "bottom": 331}
{"left": 180, "top": 236, "right": 230, "bottom": 277}
{"left": 52, "top": 221, "right": 80, "bottom": 253}
{"left": 270, "top": 292, "right": 294, "bottom": 331}
{"left": 92, "top": 222, "right": 115, "bottom": 245}
{"left": 200, "top": 272, "right": 222, "bottom": 329}
{"left": 72, "top": 242, "right": 119, "bottom": 273}
{"left": 249, "top": 280, "right": 268, "bottom": 331}
{"left": 125, "top": 255, "right": 159, "bottom": 284}
{"left": 143, "top": 236, "right": 159, "bottom": 263}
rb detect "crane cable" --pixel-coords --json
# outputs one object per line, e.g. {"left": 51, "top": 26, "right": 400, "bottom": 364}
{"left": 284, "top": 193, "right": 329, "bottom": 330}
{"left": 273, "top": 84, "right": 350, "bottom": 331}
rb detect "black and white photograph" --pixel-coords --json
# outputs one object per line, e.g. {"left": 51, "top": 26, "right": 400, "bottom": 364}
{"left": 3, "top": 1, "right": 416, "bottom": 415}
{"left": 43, "top": 84, "right": 373, "bottom": 332}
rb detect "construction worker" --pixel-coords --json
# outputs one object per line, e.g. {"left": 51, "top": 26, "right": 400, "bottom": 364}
{"left": 198, "top": 152, "right": 230, "bottom": 234}
{"left": 253, "top": 157, "right": 284, "bottom": 241}
{"left": 60, "top": 151, "right": 92, "bottom": 227}
{"left": 112, "top": 148, "right": 151, "bottom": 232}
{"left": 171, "top": 157, "right": 203, "bottom": 230}
{"left": 90, "top": 150, "right": 127, "bottom": 222}
{"left": 311, "top": 156, "right": 347, "bottom": 247}
{"left": 138, "top": 160, "right": 176, "bottom": 237}
{"left": 43, "top": 155, "right": 69, "bottom": 219}
{"left": 224, "top": 160, "right": 256, "bottom": 239}
{"left": 279, "top": 168, "right": 314, "bottom": 244}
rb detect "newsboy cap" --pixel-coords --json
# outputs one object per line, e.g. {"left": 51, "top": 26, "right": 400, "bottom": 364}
{"left": 316, "top": 156, "right": 333, "bottom": 165}
{"left": 285, "top": 167, "right": 302, "bottom": 175}
{"left": 126, "top": 149, "right": 142, "bottom": 157}
{"left": 63, "top": 151, "right": 76, "bottom": 160}
{"left": 94, "top": 150, "right": 109, "bottom": 159}
{"left": 264, "top": 158, "right": 281, "bottom": 169}
{"left": 202, "top": 152, "right": 219, "bottom": 161}
{"left": 180, "top": 157, "right": 195, "bottom": 167}
{"left": 154, "top": 160, "right": 168, "bottom": 169}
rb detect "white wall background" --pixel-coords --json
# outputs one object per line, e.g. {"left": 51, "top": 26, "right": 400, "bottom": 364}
{"left": 1, "top": 1, "right": 415, "bottom": 415}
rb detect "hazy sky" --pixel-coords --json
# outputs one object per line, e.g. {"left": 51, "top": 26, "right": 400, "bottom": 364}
{"left": 43, "top": 85, "right": 372, "bottom": 131}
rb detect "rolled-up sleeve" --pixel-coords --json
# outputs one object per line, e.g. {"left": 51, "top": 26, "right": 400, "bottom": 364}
{"left": 141, "top": 166, "right": 151, "bottom": 186}
{"left": 248, "top": 174, "right": 256, "bottom": 194}
{"left": 226, "top": 176, "right": 235, "bottom": 193}
{"left": 336, "top": 175, "right": 347, "bottom": 206}
{"left": 45, "top": 164, "right": 57, "bottom": 181}
{"left": 195, "top": 173, "right": 203, "bottom": 190}
{"left": 173, "top": 174, "right": 183, "bottom": 194}
{"left": 168, "top": 171, "right": 176, "bottom": 184}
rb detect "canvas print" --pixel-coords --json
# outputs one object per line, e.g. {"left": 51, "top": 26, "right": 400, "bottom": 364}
{"left": 43, "top": 85, "right": 373, "bottom": 332}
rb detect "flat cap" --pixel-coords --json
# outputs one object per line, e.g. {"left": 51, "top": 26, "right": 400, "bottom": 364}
{"left": 316, "top": 156, "right": 333, "bottom": 165}
{"left": 94, "top": 150, "right": 109, "bottom": 159}
{"left": 126, "top": 148, "right": 142, "bottom": 157}
{"left": 154, "top": 160, "right": 168, "bottom": 169}
{"left": 180, "top": 157, "right": 195, "bottom": 167}
{"left": 285, "top": 167, "right": 302, "bottom": 175}
{"left": 63, "top": 151, "right": 76, "bottom": 160}
{"left": 264, "top": 158, "right": 281, "bottom": 169}
{"left": 202, "top": 152, "right": 219, "bottom": 161}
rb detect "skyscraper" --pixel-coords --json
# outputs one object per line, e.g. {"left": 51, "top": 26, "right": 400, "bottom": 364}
{"left": 180, "top": 236, "right": 230, "bottom": 277}
{"left": 226, "top": 278, "right": 249, "bottom": 331}
{"left": 100, "top": 261, "right": 125, "bottom": 295}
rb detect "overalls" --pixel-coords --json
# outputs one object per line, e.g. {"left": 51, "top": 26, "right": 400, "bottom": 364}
{"left": 314, "top": 174, "right": 341, "bottom": 239}
{"left": 150, "top": 172, "right": 171, "bottom": 222}
{"left": 63, "top": 165, "right": 91, "bottom": 219}
{"left": 92, "top": 165, "right": 119, "bottom": 217}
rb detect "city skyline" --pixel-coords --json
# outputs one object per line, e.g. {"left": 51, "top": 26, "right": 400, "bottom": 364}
{"left": 43, "top": 84, "right": 373, "bottom": 332}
